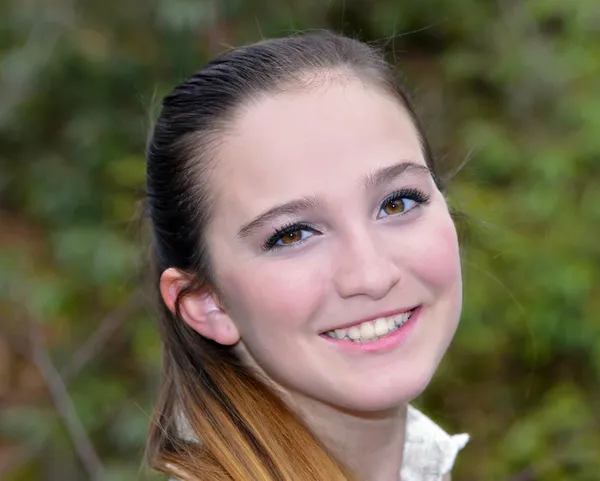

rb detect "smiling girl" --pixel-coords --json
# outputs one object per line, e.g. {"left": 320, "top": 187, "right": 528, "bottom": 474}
{"left": 145, "top": 31, "right": 469, "bottom": 481}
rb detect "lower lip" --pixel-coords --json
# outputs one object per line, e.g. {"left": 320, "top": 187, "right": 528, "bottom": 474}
{"left": 320, "top": 306, "right": 421, "bottom": 353}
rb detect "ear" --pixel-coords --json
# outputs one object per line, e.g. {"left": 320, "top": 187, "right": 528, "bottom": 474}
{"left": 159, "top": 268, "right": 240, "bottom": 346}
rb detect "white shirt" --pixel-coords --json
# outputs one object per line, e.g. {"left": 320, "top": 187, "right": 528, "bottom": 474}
{"left": 169, "top": 405, "right": 469, "bottom": 480}
{"left": 401, "top": 405, "right": 469, "bottom": 480}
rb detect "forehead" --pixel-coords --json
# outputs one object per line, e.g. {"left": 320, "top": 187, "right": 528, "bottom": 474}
{"left": 212, "top": 81, "right": 426, "bottom": 214}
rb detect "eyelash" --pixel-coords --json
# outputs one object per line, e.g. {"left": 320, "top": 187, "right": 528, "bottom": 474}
{"left": 262, "top": 187, "right": 431, "bottom": 251}
{"left": 378, "top": 188, "right": 430, "bottom": 218}
{"left": 262, "top": 222, "right": 318, "bottom": 251}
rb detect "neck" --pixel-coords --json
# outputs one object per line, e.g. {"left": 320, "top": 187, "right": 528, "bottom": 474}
{"left": 291, "top": 395, "right": 408, "bottom": 481}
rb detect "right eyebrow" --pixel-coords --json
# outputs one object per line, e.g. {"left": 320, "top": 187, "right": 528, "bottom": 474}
{"left": 236, "top": 196, "right": 325, "bottom": 239}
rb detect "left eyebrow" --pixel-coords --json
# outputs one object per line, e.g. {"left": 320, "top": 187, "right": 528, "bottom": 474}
{"left": 361, "top": 161, "right": 432, "bottom": 188}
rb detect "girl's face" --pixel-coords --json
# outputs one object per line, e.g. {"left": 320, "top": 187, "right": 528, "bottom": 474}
{"left": 204, "top": 80, "right": 462, "bottom": 412}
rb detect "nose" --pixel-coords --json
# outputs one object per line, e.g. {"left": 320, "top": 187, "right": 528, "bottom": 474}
{"left": 333, "top": 228, "right": 401, "bottom": 300}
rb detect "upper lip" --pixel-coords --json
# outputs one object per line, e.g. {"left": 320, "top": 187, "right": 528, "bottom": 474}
{"left": 319, "top": 306, "right": 418, "bottom": 334}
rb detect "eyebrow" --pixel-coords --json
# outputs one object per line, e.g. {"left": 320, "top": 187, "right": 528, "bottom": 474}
{"left": 236, "top": 160, "right": 431, "bottom": 239}
{"left": 237, "top": 196, "right": 326, "bottom": 239}
{"left": 361, "top": 160, "right": 432, "bottom": 188}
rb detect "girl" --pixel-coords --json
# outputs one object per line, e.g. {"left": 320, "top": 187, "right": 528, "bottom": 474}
{"left": 145, "top": 30, "right": 469, "bottom": 481}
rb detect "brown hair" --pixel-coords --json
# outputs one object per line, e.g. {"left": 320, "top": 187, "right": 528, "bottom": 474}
{"left": 145, "top": 30, "right": 440, "bottom": 480}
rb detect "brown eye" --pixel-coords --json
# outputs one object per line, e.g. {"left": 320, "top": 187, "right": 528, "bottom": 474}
{"left": 382, "top": 199, "right": 406, "bottom": 215}
{"left": 377, "top": 195, "right": 420, "bottom": 219}
{"left": 264, "top": 223, "right": 318, "bottom": 251}
{"left": 280, "top": 230, "right": 303, "bottom": 245}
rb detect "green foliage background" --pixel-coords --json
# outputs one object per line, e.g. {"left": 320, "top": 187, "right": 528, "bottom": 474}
{"left": 1, "top": 0, "right": 599, "bottom": 480}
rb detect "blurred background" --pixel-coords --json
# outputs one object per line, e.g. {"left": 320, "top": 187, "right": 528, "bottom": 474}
{"left": 1, "top": 0, "right": 599, "bottom": 480}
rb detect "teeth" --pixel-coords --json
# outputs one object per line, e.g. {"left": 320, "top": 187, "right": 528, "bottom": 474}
{"left": 359, "top": 321, "right": 375, "bottom": 340}
{"left": 394, "top": 311, "right": 411, "bottom": 327}
{"left": 348, "top": 326, "right": 361, "bottom": 340}
{"left": 334, "top": 328, "right": 347, "bottom": 339}
{"left": 324, "top": 310, "right": 413, "bottom": 343}
{"left": 374, "top": 318, "right": 388, "bottom": 336}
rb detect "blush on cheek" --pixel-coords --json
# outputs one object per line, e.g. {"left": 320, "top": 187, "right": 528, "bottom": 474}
{"left": 412, "top": 215, "right": 461, "bottom": 289}
{"left": 217, "top": 259, "right": 329, "bottom": 333}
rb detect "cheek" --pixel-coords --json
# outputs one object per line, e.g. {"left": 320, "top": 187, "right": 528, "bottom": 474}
{"left": 409, "top": 211, "right": 461, "bottom": 291}
{"left": 216, "top": 256, "right": 329, "bottom": 333}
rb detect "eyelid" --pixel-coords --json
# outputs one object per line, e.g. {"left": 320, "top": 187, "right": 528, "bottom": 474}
{"left": 380, "top": 187, "right": 430, "bottom": 208}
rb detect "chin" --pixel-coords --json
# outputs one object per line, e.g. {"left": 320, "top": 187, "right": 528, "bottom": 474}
{"left": 334, "top": 369, "right": 436, "bottom": 414}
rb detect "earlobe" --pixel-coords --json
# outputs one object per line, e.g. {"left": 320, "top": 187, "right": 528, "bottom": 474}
{"left": 159, "top": 268, "right": 240, "bottom": 346}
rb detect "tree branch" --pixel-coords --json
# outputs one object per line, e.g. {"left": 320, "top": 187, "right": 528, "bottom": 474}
{"left": 27, "top": 319, "right": 106, "bottom": 481}
{"left": 0, "top": 289, "right": 143, "bottom": 477}
{"left": 61, "top": 289, "right": 143, "bottom": 382}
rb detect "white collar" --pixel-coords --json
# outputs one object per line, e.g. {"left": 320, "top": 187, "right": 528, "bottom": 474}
{"left": 401, "top": 405, "right": 469, "bottom": 480}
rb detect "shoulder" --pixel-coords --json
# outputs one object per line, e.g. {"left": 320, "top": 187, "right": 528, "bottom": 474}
{"left": 401, "top": 405, "right": 469, "bottom": 481}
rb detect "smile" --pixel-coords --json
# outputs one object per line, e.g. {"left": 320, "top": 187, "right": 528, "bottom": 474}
{"left": 322, "top": 309, "right": 416, "bottom": 344}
